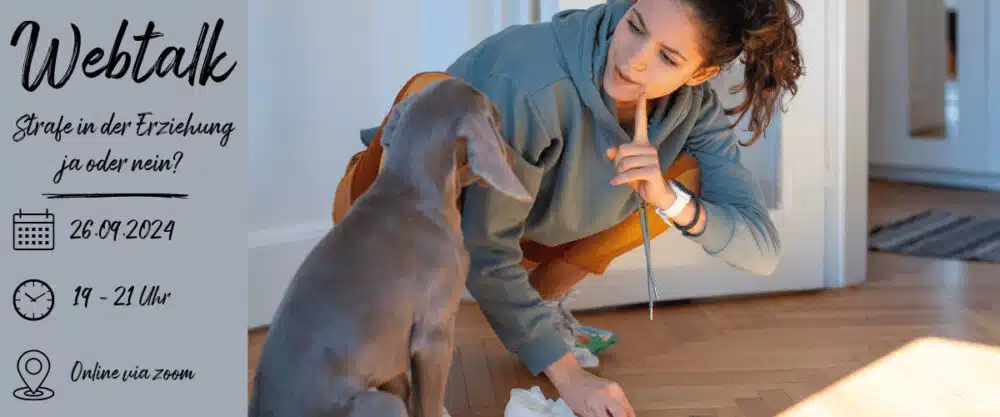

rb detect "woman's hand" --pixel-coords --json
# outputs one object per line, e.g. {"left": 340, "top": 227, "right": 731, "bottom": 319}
{"left": 606, "top": 93, "right": 675, "bottom": 211}
{"left": 544, "top": 353, "right": 636, "bottom": 417}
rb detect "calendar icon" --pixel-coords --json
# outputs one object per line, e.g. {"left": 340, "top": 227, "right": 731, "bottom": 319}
{"left": 12, "top": 209, "right": 55, "bottom": 251}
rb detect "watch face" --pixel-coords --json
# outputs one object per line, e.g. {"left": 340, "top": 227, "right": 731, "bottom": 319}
{"left": 13, "top": 279, "right": 54, "bottom": 321}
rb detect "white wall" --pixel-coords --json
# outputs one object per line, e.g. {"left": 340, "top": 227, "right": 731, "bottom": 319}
{"left": 249, "top": 0, "right": 490, "bottom": 232}
{"left": 551, "top": 0, "right": 603, "bottom": 10}
{"left": 248, "top": 0, "right": 532, "bottom": 329}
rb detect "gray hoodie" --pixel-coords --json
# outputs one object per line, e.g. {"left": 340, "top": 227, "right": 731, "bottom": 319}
{"left": 361, "top": 0, "right": 780, "bottom": 375}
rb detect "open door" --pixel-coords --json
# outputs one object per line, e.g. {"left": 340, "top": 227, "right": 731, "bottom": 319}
{"left": 553, "top": 0, "right": 836, "bottom": 309}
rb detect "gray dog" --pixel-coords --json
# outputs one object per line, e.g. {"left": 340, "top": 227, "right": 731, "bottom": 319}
{"left": 249, "top": 77, "right": 533, "bottom": 417}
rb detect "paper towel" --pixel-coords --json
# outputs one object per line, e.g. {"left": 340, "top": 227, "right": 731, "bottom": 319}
{"left": 504, "top": 386, "right": 577, "bottom": 417}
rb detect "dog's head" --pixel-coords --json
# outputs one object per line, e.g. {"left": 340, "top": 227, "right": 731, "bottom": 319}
{"left": 383, "top": 77, "right": 533, "bottom": 204}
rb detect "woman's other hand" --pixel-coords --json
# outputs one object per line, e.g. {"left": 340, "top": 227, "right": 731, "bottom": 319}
{"left": 607, "top": 93, "right": 676, "bottom": 211}
{"left": 544, "top": 353, "right": 636, "bottom": 417}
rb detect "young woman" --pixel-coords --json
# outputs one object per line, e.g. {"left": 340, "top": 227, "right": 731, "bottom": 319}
{"left": 334, "top": 0, "right": 803, "bottom": 415}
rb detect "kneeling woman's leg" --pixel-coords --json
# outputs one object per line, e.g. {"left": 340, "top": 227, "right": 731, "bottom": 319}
{"left": 519, "top": 152, "right": 701, "bottom": 356}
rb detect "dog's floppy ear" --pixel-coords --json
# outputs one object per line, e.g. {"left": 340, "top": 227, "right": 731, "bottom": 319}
{"left": 381, "top": 98, "right": 413, "bottom": 147}
{"left": 454, "top": 138, "right": 479, "bottom": 188}
{"left": 456, "top": 113, "right": 533, "bottom": 203}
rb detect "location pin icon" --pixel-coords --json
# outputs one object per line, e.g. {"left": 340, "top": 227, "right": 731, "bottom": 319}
{"left": 17, "top": 350, "right": 51, "bottom": 395}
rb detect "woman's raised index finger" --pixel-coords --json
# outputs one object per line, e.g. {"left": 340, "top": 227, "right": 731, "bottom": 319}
{"left": 633, "top": 92, "right": 649, "bottom": 145}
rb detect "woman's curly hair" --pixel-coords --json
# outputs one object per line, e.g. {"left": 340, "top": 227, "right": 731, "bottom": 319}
{"left": 685, "top": 0, "right": 805, "bottom": 146}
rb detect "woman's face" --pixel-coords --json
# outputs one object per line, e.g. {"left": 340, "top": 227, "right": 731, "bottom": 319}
{"left": 602, "top": 0, "right": 719, "bottom": 104}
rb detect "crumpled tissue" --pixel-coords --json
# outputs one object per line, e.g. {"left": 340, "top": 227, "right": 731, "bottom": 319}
{"left": 504, "top": 386, "right": 577, "bottom": 417}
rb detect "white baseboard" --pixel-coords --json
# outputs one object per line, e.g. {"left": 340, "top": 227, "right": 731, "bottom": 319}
{"left": 248, "top": 221, "right": 331, "bottom": 329}
{"left": 869, "top": 163, "right": 1000, "bottom": 192}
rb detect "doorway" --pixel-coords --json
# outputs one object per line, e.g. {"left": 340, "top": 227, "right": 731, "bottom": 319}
{"left": 866, "top": 0, "right": 1000, "bottom": 264}
{"left": 869, "top": 0, "right": 999, "bottom": 191}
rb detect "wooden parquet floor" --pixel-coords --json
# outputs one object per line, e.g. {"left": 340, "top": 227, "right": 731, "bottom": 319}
{"left": 248, "top": 181, "right": 1000, "bottom": 416}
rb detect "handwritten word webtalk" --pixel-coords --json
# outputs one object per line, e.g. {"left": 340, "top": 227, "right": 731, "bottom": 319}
{"left": 9, "top": 18, "right": 238, "bottom": 92}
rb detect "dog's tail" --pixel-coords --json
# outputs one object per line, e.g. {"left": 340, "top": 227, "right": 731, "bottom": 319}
{"left": 345, "top": 390, "right": 408, "bottom": 417}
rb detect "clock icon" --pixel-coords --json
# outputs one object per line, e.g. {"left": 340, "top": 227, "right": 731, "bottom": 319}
{"left": 13, "top": 279, "right": 54, "bottom": 321}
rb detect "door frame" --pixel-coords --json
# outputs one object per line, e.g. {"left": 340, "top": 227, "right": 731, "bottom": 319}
{"left": 827, "top": 0, "right": 871, "bottom": 289}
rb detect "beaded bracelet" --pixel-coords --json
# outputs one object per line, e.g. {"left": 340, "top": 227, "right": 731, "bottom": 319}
{"left": 673, "top": 196, "right": 702, "bottom": 235}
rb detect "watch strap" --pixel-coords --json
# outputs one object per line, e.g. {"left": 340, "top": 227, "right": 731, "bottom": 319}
{"left": 660, "top": 180, "right": 691, "bottom": 218}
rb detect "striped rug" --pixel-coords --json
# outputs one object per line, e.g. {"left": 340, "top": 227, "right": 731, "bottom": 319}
{"left": 868, "top": 209, "right": 1000, "bottom": 263}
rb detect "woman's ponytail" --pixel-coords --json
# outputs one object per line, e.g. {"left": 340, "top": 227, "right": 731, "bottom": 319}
{"left": 687, "top": 0, "right": 805, "bottom": 146}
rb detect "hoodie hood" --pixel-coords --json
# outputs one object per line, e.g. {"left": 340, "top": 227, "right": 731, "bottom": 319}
{"left": 549, "top": 0, "right": 695, "bottom": 150}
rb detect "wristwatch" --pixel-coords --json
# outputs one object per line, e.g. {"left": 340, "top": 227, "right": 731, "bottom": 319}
{"left": 655, "top": 180, "right": 692, "bottom": 219}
